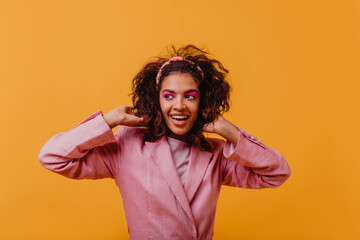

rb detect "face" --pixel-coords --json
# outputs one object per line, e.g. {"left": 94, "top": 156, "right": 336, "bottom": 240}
{"left": 159, "top": 72, "right": 200, "bottom": 139}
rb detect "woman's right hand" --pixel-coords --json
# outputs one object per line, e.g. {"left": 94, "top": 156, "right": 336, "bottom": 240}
{"left": 103, "top": 106, "right": 144, "bottom": 129}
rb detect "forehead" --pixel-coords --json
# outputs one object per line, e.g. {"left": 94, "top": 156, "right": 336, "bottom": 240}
{"left": 160, "top": 73, "right": 199, "bottom": 91}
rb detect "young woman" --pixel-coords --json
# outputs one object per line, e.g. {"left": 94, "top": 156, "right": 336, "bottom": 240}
{"left": 39, "top": 45, "right": 291, "bottom": 240}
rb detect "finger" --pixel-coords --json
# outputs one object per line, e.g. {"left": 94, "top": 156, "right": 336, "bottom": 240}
{"left": 126, "top": 115, "right": 144, "bottom": 125}
{"left": 130, "top": 118, "right": 144, "bottom": 127}
{"left": 136, "top": 117, "right": 144, "bottom": 126}
{"left": 124, "top": 106, "right": 133, "bottom": 114}
{"left": 134, "top": 116, "right": 143, "bottom": 123}
{"left": 203, "top": 123, "right": 214, "bottom": 133}
{"left": 202, "top": 125, "right": 210, "bottom": 132}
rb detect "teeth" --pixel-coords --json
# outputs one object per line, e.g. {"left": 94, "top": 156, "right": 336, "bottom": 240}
{"left": 171, "top": 115, "right": 189, "bottom": 120}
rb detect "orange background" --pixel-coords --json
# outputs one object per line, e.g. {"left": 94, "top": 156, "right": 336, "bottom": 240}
{"left": 1, "top": 0, "right": 359, "bottom": 239}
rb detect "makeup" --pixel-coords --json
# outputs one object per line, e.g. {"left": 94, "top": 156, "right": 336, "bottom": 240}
{"left": 162, "top": 91, "right": 175, "bottom": 99}
{"left": 159, "top": 73, "right": 200, "bottom": 138}
{"left": 185, "top": 91, "right": 199, "bottom": 99}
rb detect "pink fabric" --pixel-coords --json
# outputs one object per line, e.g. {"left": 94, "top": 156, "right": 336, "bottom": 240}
{"left": 38, "top": 111, "right": 291, "bottom": 240}
{"left": 156, "top": 56, "right": 204, "bottom": 85}
{"left": 167, "top": 136, "right": 191, "bottom": 185}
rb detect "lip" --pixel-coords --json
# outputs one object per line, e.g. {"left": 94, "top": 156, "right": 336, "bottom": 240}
{"left": 170, "top": 114, "right": 189, "bottom": 127}
{"left": 170, "top": 113, "right": 189, "bottom": 116}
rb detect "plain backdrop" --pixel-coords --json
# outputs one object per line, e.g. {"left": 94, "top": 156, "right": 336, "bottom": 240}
{"left": 1, "top": 0, "right": 359, "bottom": 239}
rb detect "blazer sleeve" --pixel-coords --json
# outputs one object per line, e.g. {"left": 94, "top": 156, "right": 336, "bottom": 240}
{"left": 38, "top": 111, "right": 120, "bottom": 179}
{"left": 220, "top": 127, "right": 291, "bottom": 188}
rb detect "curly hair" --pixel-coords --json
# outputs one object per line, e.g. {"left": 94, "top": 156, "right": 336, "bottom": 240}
{"left": 131, "top": 44, "right": 230, "bottom": 150}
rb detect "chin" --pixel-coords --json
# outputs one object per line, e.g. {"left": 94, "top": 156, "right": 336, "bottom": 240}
{"left": 166, "top": 126, "right": 192, "bottom": 140}
{"left": 170, "top": 129, "right": 189, "bottom": 136}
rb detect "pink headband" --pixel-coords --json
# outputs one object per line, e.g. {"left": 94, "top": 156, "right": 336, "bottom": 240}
{"left": 156, "top": 56, "right": 204, "bottom": 85}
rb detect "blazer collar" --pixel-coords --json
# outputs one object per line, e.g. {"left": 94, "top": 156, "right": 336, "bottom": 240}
{"left": 145, "top": 136, "right": 195, "bottom": 224}
{"left": 184, "top": 145, "right": 212, "bottom": 203}
{"left": 145, "top": 136, "right": 213, "bottom": 223}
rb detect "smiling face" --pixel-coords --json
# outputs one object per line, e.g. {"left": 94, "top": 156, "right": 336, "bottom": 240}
{"left": 159, "top": 72, "right": 200, "bottom": 140}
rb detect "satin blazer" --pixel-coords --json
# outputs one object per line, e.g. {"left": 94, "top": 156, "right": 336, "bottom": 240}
{"left": 39, "top": 111, "right": 291, "bottom": 240}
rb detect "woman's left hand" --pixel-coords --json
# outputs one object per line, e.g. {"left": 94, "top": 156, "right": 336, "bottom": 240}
{"left": 203, "top": 115, "right": 227, "bottom": 134}
{"left": 203, "top": 115, "right": 239, "bottom": 145}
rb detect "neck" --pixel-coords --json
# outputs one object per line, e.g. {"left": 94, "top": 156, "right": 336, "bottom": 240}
{"left": 166, "top": 130, "right": 188, "bottom": 142}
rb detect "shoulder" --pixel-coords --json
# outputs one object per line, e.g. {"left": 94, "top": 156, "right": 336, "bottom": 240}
{"left": 204, "top": 137, "right": 226, "bottom": 152}
{"left": 115, "top": 125, "right": 145, "bottom": 142}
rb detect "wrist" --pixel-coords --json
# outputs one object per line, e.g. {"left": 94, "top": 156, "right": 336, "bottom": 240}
{"left": 103, "top": 112, "right": 121, "bottom": 129}
{"left": 218, "top": 119, "right": 239, "bottom": 145}
{"left": 216, "top": 118, "right": 231, "bottom": 137}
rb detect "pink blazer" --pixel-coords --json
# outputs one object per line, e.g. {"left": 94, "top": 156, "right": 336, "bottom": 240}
{"left": 39, "top": 111, "right": 291, "bottom": 240}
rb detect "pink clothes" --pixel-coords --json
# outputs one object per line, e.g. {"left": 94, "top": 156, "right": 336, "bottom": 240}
{"left": 167, "top": 136, "right": 191, "bottom": 185}
{"left": 38, "top": 111, "right": 291, "bottom": 240}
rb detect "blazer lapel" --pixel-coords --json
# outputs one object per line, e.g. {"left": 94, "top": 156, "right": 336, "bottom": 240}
{"left": 145, "top": 137, "right": 195, "bottom": 224}
{"left": 184, "top": 146, "right": 213, "bottom": 203}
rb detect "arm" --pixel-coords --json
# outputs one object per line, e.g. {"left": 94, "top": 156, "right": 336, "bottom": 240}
{"left": 204, "top": 116, "right": 291, "bottom": 188}
{"left": 38, "top": 106, "right": 143, "bottom": 180}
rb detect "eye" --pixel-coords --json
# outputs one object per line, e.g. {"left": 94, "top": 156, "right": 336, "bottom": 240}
{"left": 162, "top": 91, "right": 175, "bottom": 99}
{"left": 164, "top": 94, "right": 174, "bottom": 99}
{"left": 185, "top": 91, "right": 199, "bottom": 100}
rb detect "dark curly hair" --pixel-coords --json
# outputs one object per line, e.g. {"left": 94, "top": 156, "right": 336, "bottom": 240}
{"left": 131, "top": 44, "right": 230, "bottom": 150}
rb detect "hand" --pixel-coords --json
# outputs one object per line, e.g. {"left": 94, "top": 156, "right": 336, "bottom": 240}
{"left": 103, "top": 106, "right": 144, "bottom": 129}
{"left": 203, "top": 115, "right": 227, "bottom": 134}
{"left": 203, "top": 115, "right": 239, "bottom": 145}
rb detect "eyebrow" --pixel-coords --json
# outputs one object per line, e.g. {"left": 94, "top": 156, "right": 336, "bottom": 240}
{"left": 162, "top": 89, "right": 199, "bottom": 93}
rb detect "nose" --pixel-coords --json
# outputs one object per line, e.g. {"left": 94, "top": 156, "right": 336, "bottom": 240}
{"left": 173, "top": 96, "right": 186, "bottom": 111}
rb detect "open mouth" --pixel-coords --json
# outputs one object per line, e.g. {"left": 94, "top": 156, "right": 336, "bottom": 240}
{"left": 170, "top": 115, "right": 189, "bottom": 121}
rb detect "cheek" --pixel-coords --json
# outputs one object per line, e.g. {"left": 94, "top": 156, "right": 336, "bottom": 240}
{"left": 191, "top": 102, "right": 200, "bottom": 116}
{"left": 159, "top": 99, "right": 169, "bottom": 116}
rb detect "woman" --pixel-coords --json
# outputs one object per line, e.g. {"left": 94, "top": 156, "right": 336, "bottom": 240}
{"left": 39, "top": 45, "right": 291, "bottom": 240}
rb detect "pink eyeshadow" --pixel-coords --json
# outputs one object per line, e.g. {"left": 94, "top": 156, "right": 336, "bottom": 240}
{"left": 162, "top": 91, "right": 175, "bottom": 98}
{"left": 186, "top": 91, "right": 199, "bottom": 98}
